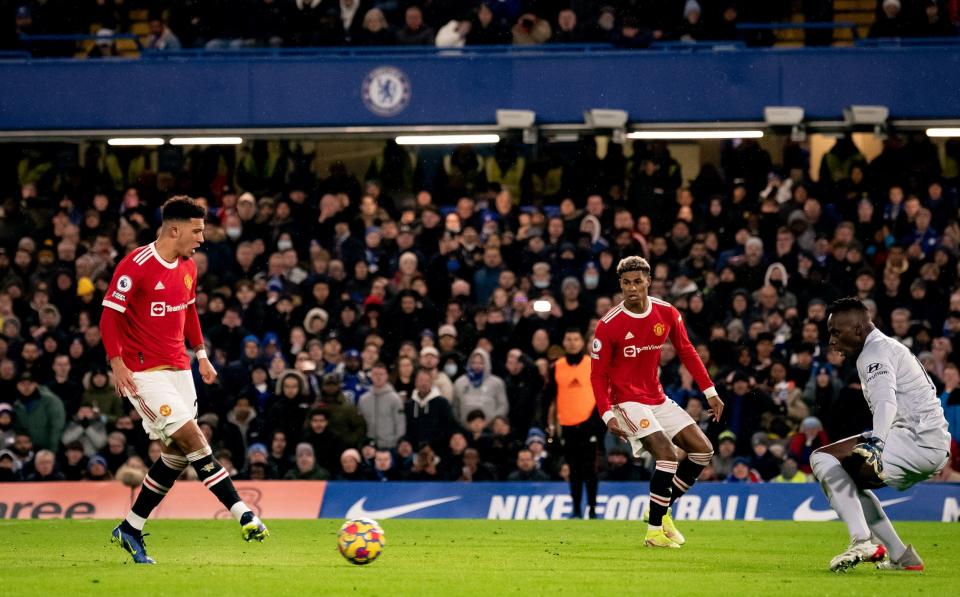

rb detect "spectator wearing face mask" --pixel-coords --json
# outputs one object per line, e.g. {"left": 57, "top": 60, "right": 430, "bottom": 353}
{"left": 452, "top": 348, "right": 508, "bottom": 427}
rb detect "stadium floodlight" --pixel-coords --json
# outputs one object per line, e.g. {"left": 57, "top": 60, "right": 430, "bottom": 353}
{"left": 926, "top": 128, "right": 960, "bottom": 138}
{"left": 844, "top": 105, "right": 889, "bottom": 138}
{"left": 764, "top": 106, "right": 805, "bottom": 126}
{"left": 764, "top": 106, "right": 806, "bottom": 141}
{"left": 627, "top": 130, "right": 764, "bottom": 140}
{"left": 585, "top": 109, "right": 629, "bottom": 144}
{"left": 843, "top": 105, "right": 889, "bottom": 126}
{"left": 169, "top": 137, "right": 244, "bottom": 145}
{"left": 107, "top": 137, "right": 165, "bottom": 146}
{"left": 496, "top": 110, "right": 536, "bottom": 129}
{"left": 497, "top": 109, "right": 538, "bottom": 145}
{"left": 584, "top": 109, "right": 629, "bottom": 129}
{"left": 395, "top": 134, "right": 500, "bottom": 145}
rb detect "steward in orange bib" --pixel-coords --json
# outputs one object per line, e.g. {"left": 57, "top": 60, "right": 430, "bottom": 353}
{"left": 546, "top": 328, "right": 606, "bottom": 519}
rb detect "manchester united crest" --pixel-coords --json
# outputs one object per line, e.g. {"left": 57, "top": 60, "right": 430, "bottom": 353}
{"left": 653, "top": 322, "right": 665, "bottom": 336}
{"left": 159, "top": 404, "right": 172, "bottom": 417}
{"left": 184, "top": 274, "right": 193, "bottom": 291}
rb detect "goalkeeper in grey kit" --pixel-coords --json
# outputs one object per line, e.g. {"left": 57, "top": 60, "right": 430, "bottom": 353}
{"left": 813, "top": 298, "right": 951, "bottom": 573}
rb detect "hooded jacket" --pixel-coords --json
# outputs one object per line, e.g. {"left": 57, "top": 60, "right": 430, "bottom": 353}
{"left": 225, "top": 406, "right": 265, "bottom": 469}
{"left": 504, "top": 354, "right": 544, "bottom": 434}
{"left": 316, "top": 389, "right": 367, "bottom": 448}
{"left": 405, "top": 386, "right": 456, "bottom": 450}
{"left": 453, "top": 348, "right": 509, "bottom": 426}
{"left": 357, "top": 382, "right": 405, "bottom": 449}
{"left": 14, "top": 386, "right": 65, "bottom": 452}
{"left": 267, "top": 370, "right": 311, "bottom": 441}
{"left": 82, "top": 371, "right": 125, "bottom": 426}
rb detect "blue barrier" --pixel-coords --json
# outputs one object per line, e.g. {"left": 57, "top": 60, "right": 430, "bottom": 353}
{"left": 2, "top": 44, "right": 960, "bottom": 129}
{"left": 319, "top": 482, "right": 960, "bottom": 522}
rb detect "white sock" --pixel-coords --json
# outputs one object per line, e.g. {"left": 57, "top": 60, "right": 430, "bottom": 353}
{"left": 125, "top": 512, "right": 146, "bottom": 531}
{"left": 230, "top": 502, "right": 253, "bottom": 523}
{"left": 858, "top": 490, "right": 907, "bottom": 561}
{"left": 810, "top": 451, "right": 871, "bottom": 542}
{"left": 648, "top": 524, "right": 662, "bottom": 532}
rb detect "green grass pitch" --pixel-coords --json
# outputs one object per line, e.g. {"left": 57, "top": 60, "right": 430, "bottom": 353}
{"left": 0, "top": 520, "right": 956, "bottom": 596}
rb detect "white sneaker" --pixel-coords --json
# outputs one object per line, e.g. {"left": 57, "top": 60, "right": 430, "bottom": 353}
{"left": 829, "top": 539, "right": 884, "bottom": 573}
{"left": 876, "top": 544, "right": 924, "bottom": 571}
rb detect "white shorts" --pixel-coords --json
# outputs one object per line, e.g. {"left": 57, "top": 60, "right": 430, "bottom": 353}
{"left": 610, "top": 399, "right": 695, "bottom": 458}
{"left": 882, "top": 426, "right": 951, "bottom": 491}
{"left": 128, "top": 370, "right": 198, "bottom": 446}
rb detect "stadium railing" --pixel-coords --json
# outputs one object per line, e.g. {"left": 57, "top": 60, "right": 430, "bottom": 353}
{"left": 736, "top": 21, "right": 861, "bottom": 40}
{"left": 18, "top": 32, "right": 144, "bottom": 52}
{"left": 136, "top": 41, "right": 748, "bottom": 60}
{"left": 854, "top": 35, "right": 960, "bottom": 47}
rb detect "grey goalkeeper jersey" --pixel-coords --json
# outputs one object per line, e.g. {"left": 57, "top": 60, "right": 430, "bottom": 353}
{"left": 856, "top": 328, "right": 951, "bottom": 449}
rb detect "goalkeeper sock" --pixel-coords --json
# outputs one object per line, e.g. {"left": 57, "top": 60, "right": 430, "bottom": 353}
{"left": 810, "top": 451, "right": 871, "bottom": 542}
{"left": 669, "top": 452, "right": 712, "bottom": 506}
{"left": 187, "top": 446, "right": 253, "bottom": 524}
{"left": 648, "top": 460, "right": 677, "bottom": 527}
{"left": 124, "top": 452, "right": 188, "bottom": 531}
{"left": 858, "top": 489, "right": 907, "bottom": 560}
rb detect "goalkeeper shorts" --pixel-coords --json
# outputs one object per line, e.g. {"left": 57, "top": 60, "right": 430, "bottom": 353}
{"left": 882, "top": 426, "right": 950, "bottom": 490}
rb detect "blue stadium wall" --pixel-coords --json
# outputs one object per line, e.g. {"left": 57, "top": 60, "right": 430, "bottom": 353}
{"left": 1, "top": 46, "right": 960, "bottom": 130}
{"left": 319, "top": 482, "right": 960, "bottom": 521}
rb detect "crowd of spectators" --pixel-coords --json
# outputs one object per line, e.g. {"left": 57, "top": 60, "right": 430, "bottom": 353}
{"left": 3, "top": 1, "right": 959, "bottom": 56}
{"left": 2, "top": 130, "right": 960, "bottom": 488}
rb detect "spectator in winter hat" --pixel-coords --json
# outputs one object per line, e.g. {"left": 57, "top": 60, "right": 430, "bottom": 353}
{"left": 726, "top": 456, "right": 760, "bottom": 483}
{"left": 870, "top": 0, "right": 908, "bottom": 38}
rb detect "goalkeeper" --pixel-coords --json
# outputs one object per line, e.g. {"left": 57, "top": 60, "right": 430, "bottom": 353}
{"left": 813, "top": 298, "right": 951, "bottom": 573}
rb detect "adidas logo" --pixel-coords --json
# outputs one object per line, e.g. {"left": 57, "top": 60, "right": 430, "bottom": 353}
{"left": 625, "top": 331, "right": 634, "bottom": 340}
{"left": 154, "top": 281, "right": 165, "bottom": 290}
{"left": 568, "top": 379, "right": 583, "bottom": 388}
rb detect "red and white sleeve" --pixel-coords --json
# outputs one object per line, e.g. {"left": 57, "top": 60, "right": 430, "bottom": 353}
{"left": 669, "top": 306, "right": 717, "bottom": 399}
{"left": 101, "top": 259, "right": 137, "bottom": 315}
{"left": 590, "top": 320, "right": 616, "bottom": 424}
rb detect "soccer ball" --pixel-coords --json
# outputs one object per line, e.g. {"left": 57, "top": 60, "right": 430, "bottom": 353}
{"left": 337, "top": 518, "right": 385, "bottom": 565}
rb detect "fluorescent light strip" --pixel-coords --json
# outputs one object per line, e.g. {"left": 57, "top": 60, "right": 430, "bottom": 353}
{"left": 169, "top": 137, "right": 244, "bottom": 145}
{"left": 627, "top": 130, "right": 764, "bottom": 140}
{"left": 395, "top": 134, "right": 500, "bottom": 146}
{"left": 107, "top": 137, "right": 165, "bottom": 146}
{"left": 926, "top": 128, "right": 960, "bottom": 138}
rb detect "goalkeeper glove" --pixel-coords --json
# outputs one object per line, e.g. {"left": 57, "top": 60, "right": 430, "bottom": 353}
{"left": 851, "top": 435, "right": 885, "bottom": 480}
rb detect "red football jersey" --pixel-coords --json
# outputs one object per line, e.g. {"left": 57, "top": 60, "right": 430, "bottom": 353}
{"left": 590, "top": 297, "right": 714, "bottom": 421}
{"left": 101, "top": 243, "right": 197, "bottom": 372}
